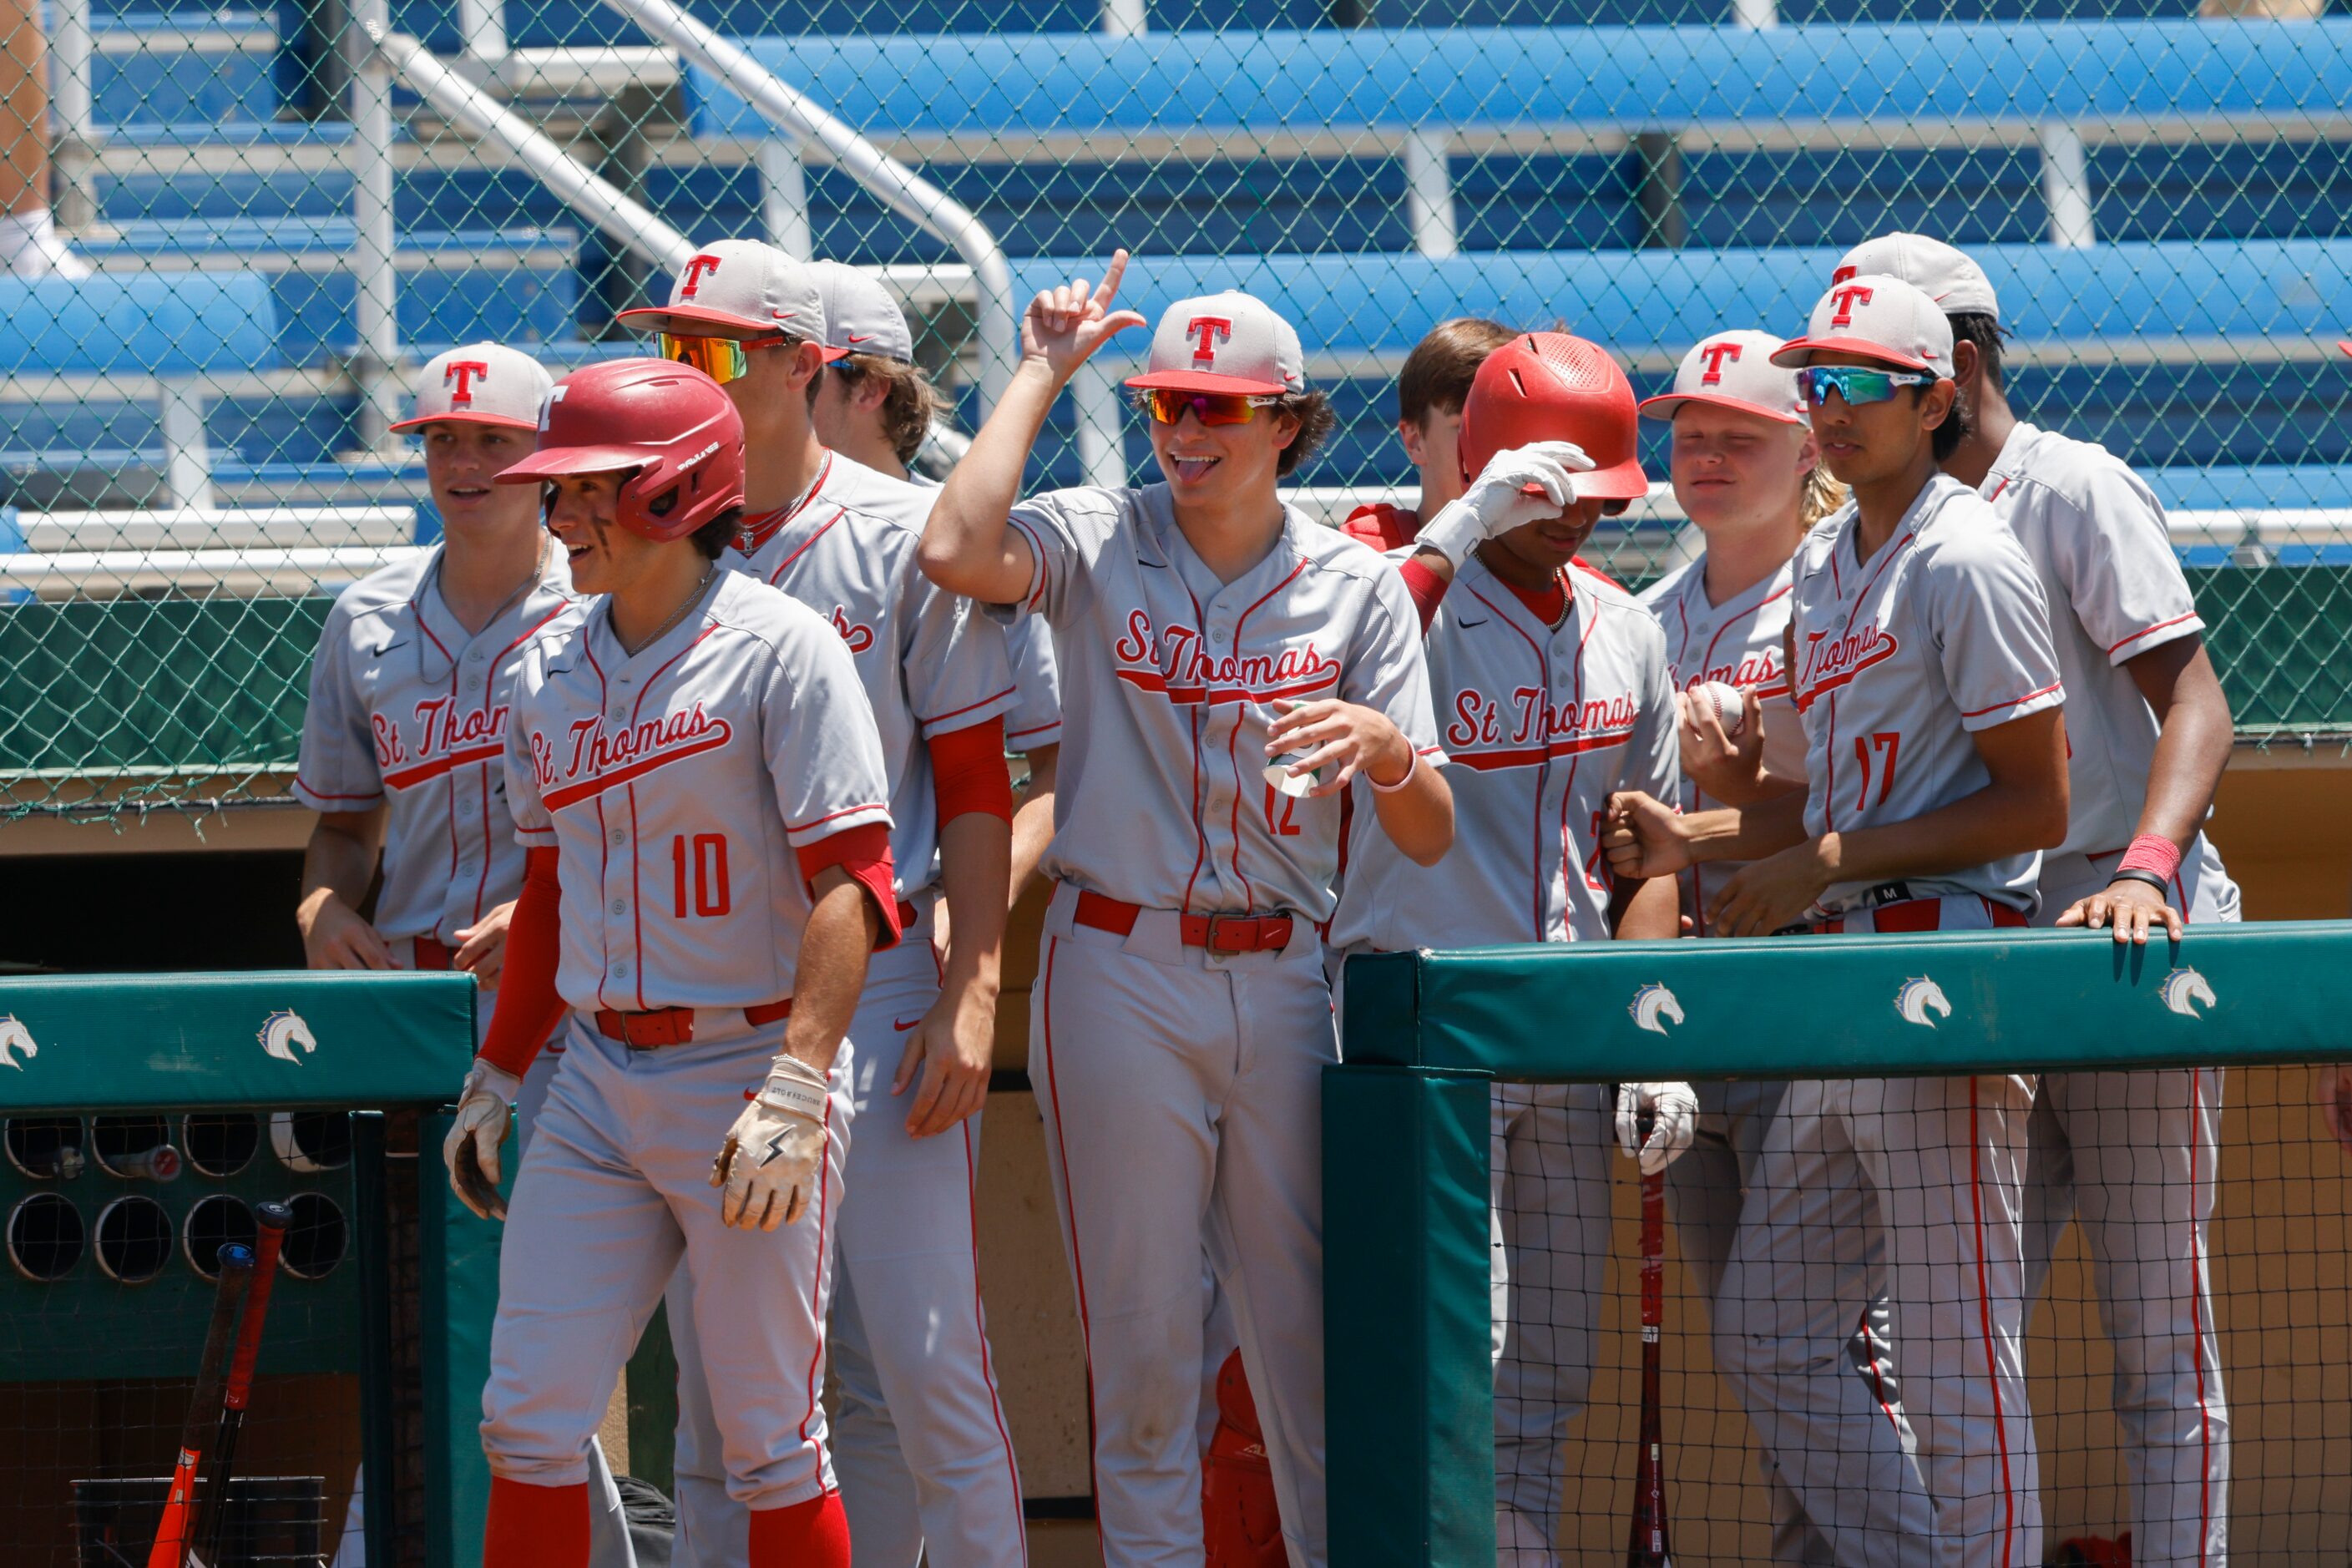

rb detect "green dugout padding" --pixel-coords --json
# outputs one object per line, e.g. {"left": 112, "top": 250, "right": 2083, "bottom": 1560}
{"left": 0, "top": 971, "right": 489, "bottom": 1568}
{"left": 1323, "top": 920, "right": 2352, "bottom": 1567}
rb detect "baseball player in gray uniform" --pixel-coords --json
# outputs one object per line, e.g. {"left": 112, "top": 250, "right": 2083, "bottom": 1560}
{"left": 623, "top": 242, "right": 1026, "bottom": 1568}
{"left": 1632, "top": 331, "right": 1909, "bottom": 1565}
{"left": 1606, "top": 277, "right": 2071, "bottom": 1568}
{"left": 918, "top": 250, "right": 1454, "bottom": 1568}
{"left": 443, "top": 357, "right": 899, "bottom": 1568}
{"left": 1840, "top": 232, "right": 2239, "bottom": 1565}
{"left": 294, "top": 344, "right": 640, "bottom": 1566}
{"left": 1329, "top": 330, "right": 1693, "bottom": 1565}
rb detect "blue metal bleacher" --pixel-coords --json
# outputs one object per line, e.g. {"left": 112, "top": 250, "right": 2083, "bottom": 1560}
{"left": 33, "top": 8, "right": 2352, "bottom": 530}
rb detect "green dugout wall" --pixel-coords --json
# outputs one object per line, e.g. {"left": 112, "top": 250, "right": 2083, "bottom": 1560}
{"left": 1323, "top": 920, "right": 2352, "bottom": 1566}
{"left": 0, "top": 970, "right": 486, "bottom": 1565}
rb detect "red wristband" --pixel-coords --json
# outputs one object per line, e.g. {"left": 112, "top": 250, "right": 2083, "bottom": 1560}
{"left": 2115, "top": 832, "right": 2183, "bottom": 883}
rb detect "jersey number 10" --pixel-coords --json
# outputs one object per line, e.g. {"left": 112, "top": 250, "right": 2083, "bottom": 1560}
{"left": 670, "top": 833, "right": 732, "bottom": 918}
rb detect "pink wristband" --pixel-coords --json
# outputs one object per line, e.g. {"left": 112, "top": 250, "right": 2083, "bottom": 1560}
{"left": 1368, "top": 749, "right": 1419, "bottom": 794}
{"left": 2115, "top": 832, "right": 2183, "bottom": 883}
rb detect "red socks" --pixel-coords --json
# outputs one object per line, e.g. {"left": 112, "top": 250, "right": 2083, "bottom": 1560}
{"left": 751, "top": 1490, "right": 852, "bottom": 1567}
{"left": 483, "top": 1476, "right": 589, "bottom": 1568}
{"left": 485, "top": 1473, "right": 848, "bottom": 1566}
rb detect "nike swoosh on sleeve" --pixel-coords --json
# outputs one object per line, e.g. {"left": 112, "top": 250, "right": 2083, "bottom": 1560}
{"left": 893, "top": 1016, "right": 924, "bottom": 1031}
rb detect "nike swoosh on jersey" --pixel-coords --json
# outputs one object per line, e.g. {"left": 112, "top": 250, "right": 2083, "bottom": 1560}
{"left": 893, "top": 1016, "right": 924, "bottom": 1031}
{"left": 1455, "top": 616, "right": 1489, "bottom": 629}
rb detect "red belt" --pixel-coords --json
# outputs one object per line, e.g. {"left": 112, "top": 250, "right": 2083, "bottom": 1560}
{"left": 1073, "top": 889, "right": 1296, "bottom": 954}
{"left": 1812, "top": 897, "right": 2028, "bottom": 936}
{"left": 898, "top": 898, "right": 920, "bottom": 930}
{"left": 594, "top": 999, "right": 793, "bottom": 1050}
{"left": 413, "top": 936, "right": 455, "bottom": 971}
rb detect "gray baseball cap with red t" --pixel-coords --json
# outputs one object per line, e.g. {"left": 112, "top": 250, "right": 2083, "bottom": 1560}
{"left": 1773, "top": 275, "right": 1956, "bottom": 378}
{"left": 616, "top": 239, "right": 824, "bottom": 341}
{"left": 1832, "top": 232, "right": 2002, "bottom": 325}
{"left": 392, "top": 341, "right": 553, "bottom": 432}
{"left": 1125, "top": 291, "right": 1307, "bottom": 397}
{"left": 1638, "top": 328, "right": 1807, "bottom": 426}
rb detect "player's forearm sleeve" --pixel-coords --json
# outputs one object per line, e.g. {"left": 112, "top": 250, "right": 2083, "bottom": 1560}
{"left": 1399, "top": 557, "right": 1449, "bottom": 634}
{"left": 929, "top": 718, "right": 1015, "bottom": 827}
{"left": 796, "top": 822, "right": 903, "bottom": 952}
{"left": 476, "top": 847, "right": 567, "bottom": 1079}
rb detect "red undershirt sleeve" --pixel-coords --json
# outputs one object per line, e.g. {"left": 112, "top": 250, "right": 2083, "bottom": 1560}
{"left": 1399, "top": 557, "right": 1449, "bottom": 634}
{"left": 797, "top": 822, "right": 903, "bottom": 952}
{"left": 476, "top": 847, "right": 568, "bottom": 1079}
{"left": 928, "top": 718, "right": 1014, "bottom": 827}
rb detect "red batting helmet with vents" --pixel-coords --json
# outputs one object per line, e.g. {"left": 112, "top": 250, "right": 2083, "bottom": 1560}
{"left": 495, "top": 358, "right": 746, "bottom": 543}
{"left": 1457, "top": 332, "right": 1650, "bottom": 502}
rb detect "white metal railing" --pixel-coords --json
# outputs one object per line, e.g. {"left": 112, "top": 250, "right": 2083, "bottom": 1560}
{"left": 345, "top": 7, "right": 701, "bottom": 453}
{"left": 362, "top": 21, "right": 699, "bottom": 274}
{"left": 48, "top": 0, "right": 97, "bottom": 230}
{"left": 599, "top": 0, "right": 1020, "bottom": 415}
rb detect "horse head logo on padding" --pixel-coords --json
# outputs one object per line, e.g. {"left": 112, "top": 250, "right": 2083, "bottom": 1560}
{"left": 258, "top": 1009, "right": 317, "bottom": 1064}
{"left": 1894, "top": 977, "right": 1952, "bottom": 1029}
{"left": 1629, "top": 983, "right": 1685, "bottom": 1036}
{"left": 2159, "top": 967, "right": 2218, "bottom": 1019}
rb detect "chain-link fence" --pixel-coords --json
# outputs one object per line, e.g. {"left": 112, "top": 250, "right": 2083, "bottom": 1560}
{"left": 2, "top": 0, "right": 2349, "bottom": 818}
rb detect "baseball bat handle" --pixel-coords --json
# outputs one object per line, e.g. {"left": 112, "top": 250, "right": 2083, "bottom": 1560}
{"left": 1626, "top": 1164, "right": 1673, "bottom": 1566}
{"left": 148, "top": 1243, "right": 253, "bottom": 1568}
{"left": 221, "top": 1201, "right": 290, "bottom": 1410}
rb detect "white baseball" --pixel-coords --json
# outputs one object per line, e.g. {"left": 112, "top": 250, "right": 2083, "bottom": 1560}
{"left": 1692, "top": 680, "right": 1745, "bottom": 738}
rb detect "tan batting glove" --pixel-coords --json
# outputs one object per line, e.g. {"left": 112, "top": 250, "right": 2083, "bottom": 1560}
{"left": 1616, "top": 1082, "right": 1698, "bottom": 1176}
{"left": 443, "top": 1059, "right": 522, "bottom": 1221}
{"left": 711, "top": 1054, "right": 832, "bottom": 1232}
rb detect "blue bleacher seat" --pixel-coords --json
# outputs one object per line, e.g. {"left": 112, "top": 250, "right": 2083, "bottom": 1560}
{"left": 90, "top": 13, "right": 281, "bottom": 129}
{"left": 690, "top": 24, "right": 2352, "bottom": 147}
{"left": 0, "top": 274, "right": 280, "bottom": 377}
{"left": 989, "top": 243, "right": 2352, "bottom": 487}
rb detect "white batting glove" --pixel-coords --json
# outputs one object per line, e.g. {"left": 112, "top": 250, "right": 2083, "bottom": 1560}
{"left": 711, "top": 1054, "right": 832, "bottom": 1232}
{"left": 1414, "top": 441, "right": 1596, "bottom": 569}
{"left": 1615, "top": 1082, "right": 1698, "bottom": 1176}
{"left": 443, "top": 1059, "right": 522, "bottom": 1221}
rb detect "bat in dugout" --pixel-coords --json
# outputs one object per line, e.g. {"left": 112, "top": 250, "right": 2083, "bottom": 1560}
{"left": 146, "top": 1240, "right": 254, "bottom": 1568}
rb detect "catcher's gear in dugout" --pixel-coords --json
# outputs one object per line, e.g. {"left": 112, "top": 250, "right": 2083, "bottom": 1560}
{"left": 711, "top": 1053, "right": 831, "bottom": 1230}
{"left": 495, "top": 357, "right": 746, "bottom": 542}
{"left": 1458, "top": 331, "right": 1649, "bottom": 502}
{"left": 1202, "top": 1349, "right": 1285, "bottom": 1568}
{"left": 444, "top": 1058, "right": 522, "bottom": 1221}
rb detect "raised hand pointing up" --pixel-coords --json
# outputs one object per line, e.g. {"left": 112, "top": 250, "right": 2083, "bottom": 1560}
{"left": 1021, "top": 247, "right": 1148, "bottom": 385}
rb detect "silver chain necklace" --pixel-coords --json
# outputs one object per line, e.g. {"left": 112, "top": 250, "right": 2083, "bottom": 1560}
{"left": 622, "top": 560, "right": 717, "bottom": 655}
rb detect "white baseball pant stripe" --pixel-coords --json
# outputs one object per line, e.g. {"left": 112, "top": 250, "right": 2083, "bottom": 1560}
{"left": 481, "top": 1014, "right": 848, "bottom": 1520}
{"left": 1715, "top": 897, "right": 2042, "bottom": 1568}
{"left": 392, "top": 947, "right": 639, "bottom": 1568}
{"left": 2026, "top": 842, "right": 2236, "bottom": 1566}
{"left": 1032, "top": 883, "right": 1333, "bottom": 1568}
{"left": 668, "top": 906, "right": 1026, "bottom": 1568}
{"left": 1488, "top": 1082, "right": 1611, "bottom": 1549}
{"left": 1668, "top": 1075, "right": 1909, "bottom": 1565}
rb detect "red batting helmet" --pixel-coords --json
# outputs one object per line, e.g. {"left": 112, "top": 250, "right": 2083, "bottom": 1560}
{"left": 1458, "top": 332, "right": 1649, "bottom": 502}
{"left": 494, "top": 358, "right": 746, "bottom": 543}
